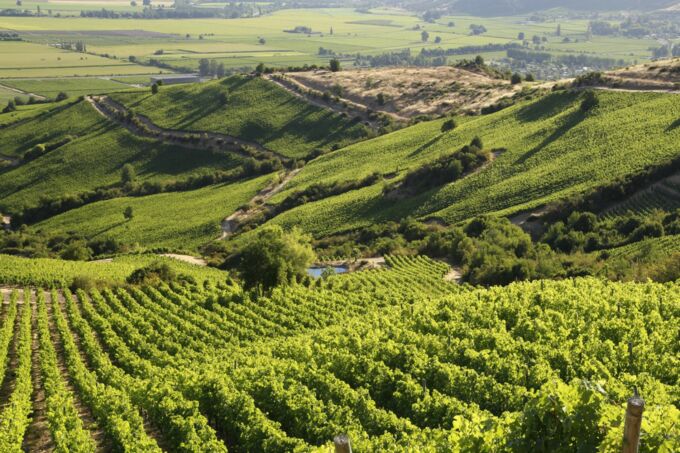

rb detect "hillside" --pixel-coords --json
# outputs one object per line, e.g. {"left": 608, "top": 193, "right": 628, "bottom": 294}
{"left": 109, "top": 76, "right": 372, "bottom": 160}
{"left": 253, "top": 90, "right": 680, "bottom": 237}
{"left": 0, "top": 100, "right": 244, "bottom": 215}
{"left": 452, "top": 0, "right": 676, "bottom": 15}
{"left": 23, "top": 89, "right": 680, "bottom": 252}
{"left": 280, "top": 66, "right": 520, "bottom": 119}
{"left": 0, "top": 257, "right": 676, "bottom": 451}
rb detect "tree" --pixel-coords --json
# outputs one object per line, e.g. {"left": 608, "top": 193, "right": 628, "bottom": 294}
{"left": 239, "top": 225, "right": 315, "bottom": 292}
{"left": 376, "top": 92, "right": 385, "bottom": 105}
{"left": 2, "top": 100, "right": 16, "bottom": 113}
{"left": 511, "top": 73, "right": 522, "bottom": 85}
{"left": 580, "top": 91, "right": 599, "bottom": 112}
{"left": 471, "top": 136, "right": 483, "bottom": 149}
{"left": 441, "top": 119, "right": 457, "bottom": 132}
{"left": 556, "top": 24, "right": 561, "bottom": 36}
{"left": 532, "top": 35, "right": 541, "bottom": 45}
{"left": 121, "top": 164, "right": 136, "bottom": 184}
{"left": 518, "top": 32, "right": 525, "bottom": 40}
{"left": 258, "top": 37, "right": 266, "bottom": 45}
{"left": 55, "top": 91, "right": 68, "bottom": 102}
{"left": 434, "top": 36, "right": 442, "bottom": 44}
{"left": 421, "top": 30, "right": 430, "bottom": 42}
{"left": 198, "top": 58, "right": 210, "bottom": 76}
{"left": 474, "top": 55, "right": 485, "bottom": 66}
{"left": 151, "top": 82, "right": 159, "bottom": 94}
{"left": 255, "top": 62, "right": 265, "bottom": 75}
{"left": 216, "top": 63, "right": 225, "bottom": 78}
{"left": 329, "top": 58, "right": 341, "bottom": 72}
{"left": 61, "top": 242, "right": 93, "bottom": 261}
{"left": 525, "top": 73, "right": 535, "bottom": 82}
{"left": 124, "top": 206, "right": 134, "bottom": 221}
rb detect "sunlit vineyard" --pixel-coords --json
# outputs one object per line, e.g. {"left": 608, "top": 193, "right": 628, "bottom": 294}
{"left": 0, "top": 256, "right": 677, "bottom": 451}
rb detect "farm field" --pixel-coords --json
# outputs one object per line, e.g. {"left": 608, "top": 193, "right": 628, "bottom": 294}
{"left": 1, "top": 77, "right": 138, "bottom": 98}
{"left": 37, "top": 174, "right": 273, "bottom": 250}
{"left": 0, "top": 257, "right": 676, "bottom": 451}
{"left": 110, "top": 76, "right": 371, "bottom": 159}
{"left": 0, "top": 8, "right": 663, "bottom": 78}
{"left": 0, "top": 41, "right": 159, "bottom": 78}
{"left": 0, "top": 100, "right": 245, "bottom": 211}
{"left": 255, "top": 90, "right": 680, "bottom": 237}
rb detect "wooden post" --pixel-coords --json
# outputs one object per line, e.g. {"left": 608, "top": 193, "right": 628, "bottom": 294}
{"left": 334, "top": 434, "right": 352, "bottom": 453}
{"left": 622, "top": 394, "right": 645, "bottom": 453}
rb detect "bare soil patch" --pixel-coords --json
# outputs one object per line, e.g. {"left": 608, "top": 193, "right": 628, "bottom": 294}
{"left": 286, "top": 66, "right": 520, "bottom": 118}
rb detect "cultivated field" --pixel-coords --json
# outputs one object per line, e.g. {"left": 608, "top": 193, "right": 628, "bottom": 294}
{"left": 0, "top": 257, "right": 676, "bottom": 451}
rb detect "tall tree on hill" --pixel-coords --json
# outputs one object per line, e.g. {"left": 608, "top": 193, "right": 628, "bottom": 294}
{"left": 329, "top": 58, "right": 341, "bottom": 72}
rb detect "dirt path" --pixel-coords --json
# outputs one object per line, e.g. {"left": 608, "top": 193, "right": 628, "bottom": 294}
{"left": 47, "top": 291, "right": 110, "bottom": 451}
{"left": 221, "top": 168, "right": 301, "bottom": 239}
{"left": 266, "top": 74, "right": 406, "bottom": 127}
{"left": 22, "top": 290, "right": 55, "bottom": 453}
{"left": 86, "top": 95, "right": 290, "bottom": 164}
{"left": 159, "top": 254, "right": 207, "bottom": 267}
{"left": 444, "top": 267, "right": 463, "bottom": 283}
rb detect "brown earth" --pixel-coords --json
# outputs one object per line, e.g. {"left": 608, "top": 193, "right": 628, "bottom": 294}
{"left": 283, "top": 66, "right": 521, "bottom": 119}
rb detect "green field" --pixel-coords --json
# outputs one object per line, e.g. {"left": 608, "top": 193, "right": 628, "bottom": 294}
{"left": 0, "top": 100, "right": 244, "bottom": 211}
{"left": 0, "top": 8, "right": 659, "bottom": 78}
{"left": 0, "top": 41, "right": 159, "bottom": 78}
{"left": 256, "top": 91, "right": 680, "bottom": 237}
{"left": 1, "top": 77, "right": 138, "bottom": 97}
{"left": 37, "top": 174, "right": 273, "bottom": 250}
{"left": 0, "top": 252, "right": 225, "bottom": 286}
{"left": 0, "top": 257, "right": 675, "bottom": 451}
{"left": 110, "top": 76, "right": 371, "bottom": 159}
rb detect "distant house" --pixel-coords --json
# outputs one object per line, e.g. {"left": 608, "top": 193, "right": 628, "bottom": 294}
{"left": 150, "top": 74, "right": 200, "bottom": 85}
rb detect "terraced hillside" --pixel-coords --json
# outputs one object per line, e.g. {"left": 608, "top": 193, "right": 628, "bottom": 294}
{"left": 109, "top": 76, "right": 372, "bottom": 160}
{"left": 0, "top": 257, "right": 677, "bottom": 451}
{"left": 0, "top": 99, "right": 245, "bottom": 214}
{"left": 23, "top": 89, "right": 680, "bottom": 251}
{"left": 256, "top": 90, "right": 680, "bottom": 237}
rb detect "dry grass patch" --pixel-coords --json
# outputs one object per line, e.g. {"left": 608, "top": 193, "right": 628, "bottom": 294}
{"left": 287, "top": 66, "right": 520, "bottom": 118}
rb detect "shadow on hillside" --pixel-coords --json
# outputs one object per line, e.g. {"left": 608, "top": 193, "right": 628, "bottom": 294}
{"left": 516, "top": 108, "right": 586, "bottom": 165}
{"left": 90, "top": 220, "right": 127, "bottom": 238}
{"left": 516, "top": 91, "right": 576, "bottom": 123}
{"left": 409, "top": 134, "right": 444, "bottom": 158}
{"left": 667, "top": 118, "right": 680, "bottom": 132}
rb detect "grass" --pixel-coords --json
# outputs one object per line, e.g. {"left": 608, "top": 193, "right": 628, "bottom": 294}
{"left": 0, "top": 84, "right": 28, "bottom": 103}
{"left": 1, "top": 77, "right": 138, "bottom": 98}
{"left": 255, "top": 90, "right": 680, "bottom": 237}
{"left": 36, "top": 174, "right": 273, "bottom": 250}
{"left": 0, "top": 100, "right": 244, "bottom": 211}
{"left": 110, "top": 76, "right": 370, "bottom": 159}
{"left": 0, "top": 41, "right": 156, "bottom": 78}
{"left": 0, "top": 102, "right": 55, "bottom": 127}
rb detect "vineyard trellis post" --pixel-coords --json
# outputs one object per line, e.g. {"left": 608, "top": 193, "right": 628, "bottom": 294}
{"left": 622, "top": 392, "right": 644, "bottom": 453}
{"left": 334, "top": 434, "right": 352, "bottom": 453}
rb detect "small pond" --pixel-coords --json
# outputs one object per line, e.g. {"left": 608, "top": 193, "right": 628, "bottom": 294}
{"left": 306, "top": 266, "right": 348, "bottom": 278}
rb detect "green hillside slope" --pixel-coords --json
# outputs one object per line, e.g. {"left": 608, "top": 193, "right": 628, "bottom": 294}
{"left": 36, "top": 174, "right": 272, "bottom": 250}
{"left": 109, "top": 76, "right": 371, "bottom": 159}
{"left": 0, "top": 100, "right": 244, "bottom": 212}
{"left": 261, "top": 90, "right": 680, "bottom": 237}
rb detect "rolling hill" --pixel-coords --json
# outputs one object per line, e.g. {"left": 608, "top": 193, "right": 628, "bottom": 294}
{"left": 109, "top": 76, "right": 372, "bottom": 160}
